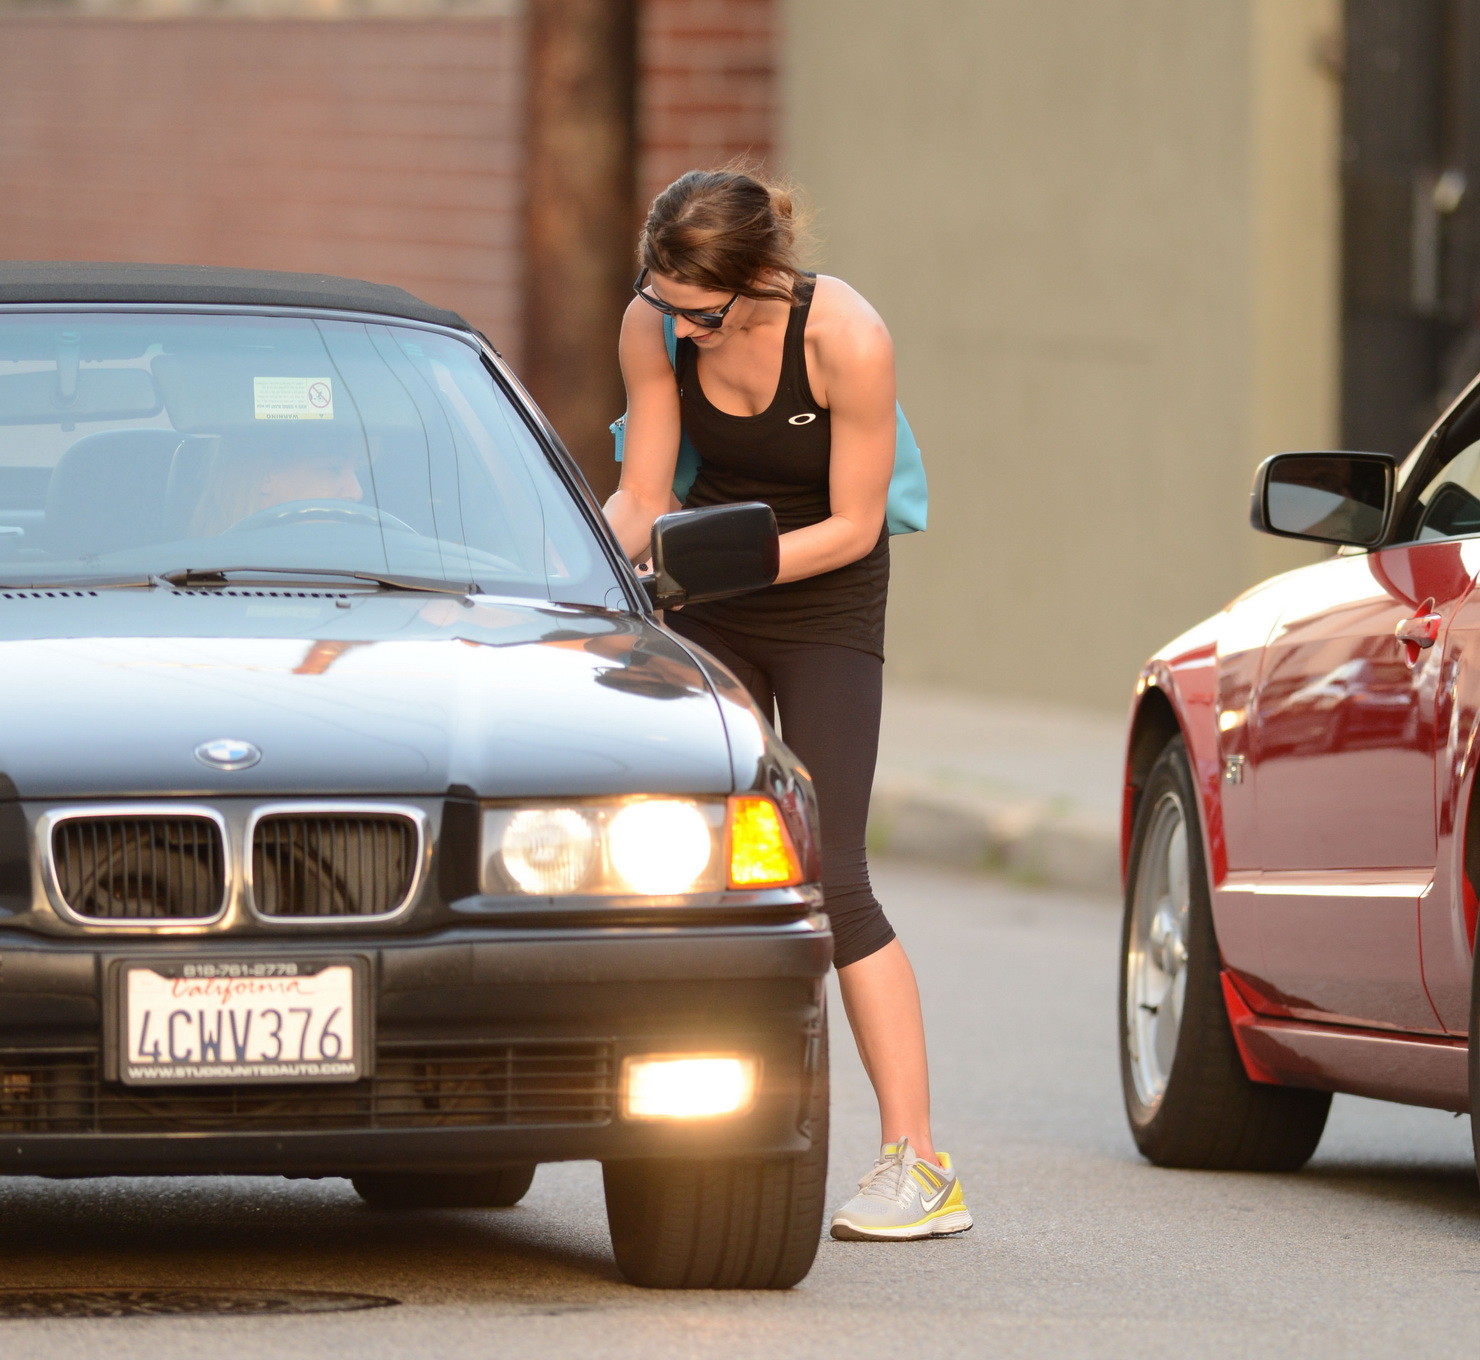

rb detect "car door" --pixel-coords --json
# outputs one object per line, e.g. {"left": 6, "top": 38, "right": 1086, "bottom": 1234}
{"left": 1247, "top": 536, "right": 1471, "bottom": 1031}
{"left": 1416, "top": 539, "right": 1480, "bottom": 1034}
{"left": 1396, "top": 433, "right": 1480, "bottom": 1034}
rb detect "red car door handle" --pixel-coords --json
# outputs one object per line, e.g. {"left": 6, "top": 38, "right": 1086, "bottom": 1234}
{"left": 1395, "top": 611, "right": 1442, "bottom": 648}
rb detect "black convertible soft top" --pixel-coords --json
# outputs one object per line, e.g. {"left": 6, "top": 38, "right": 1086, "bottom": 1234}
{"left": 0, "top": 261, "right": 472, "bottom": 331}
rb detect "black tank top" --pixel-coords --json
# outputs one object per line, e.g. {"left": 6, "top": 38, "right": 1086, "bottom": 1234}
{"left": 675, "top": 277, "right": 889, "bottom": 658}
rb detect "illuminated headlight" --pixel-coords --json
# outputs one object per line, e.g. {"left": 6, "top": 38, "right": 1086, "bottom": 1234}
{"left": 607, "top": 800, "right": 713, "bottom": 894}
{"left": 500, "top": 807, "right": 597, "bottom": 894}
{"left": 623, "top": 1055, "right": 758, "bottom": 1120}
{"left": 481, "top": 798, "right": 727, "bottom": 897}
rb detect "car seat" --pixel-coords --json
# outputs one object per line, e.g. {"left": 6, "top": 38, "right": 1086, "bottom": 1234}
{"left": 160, "top": 435, "right": 220, "bottom": 539}
{"left": 41, "top": 429, "right": 182, "bottom": 558}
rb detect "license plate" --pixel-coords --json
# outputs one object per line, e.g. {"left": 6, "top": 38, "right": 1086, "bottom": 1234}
{"left": 118, "top": 959, "right": 364, "bottom": 1086}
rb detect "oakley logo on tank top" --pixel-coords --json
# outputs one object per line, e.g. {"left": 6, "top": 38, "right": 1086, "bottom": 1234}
{"left": 675, "top": 275, "right": 889, "bottom": 659}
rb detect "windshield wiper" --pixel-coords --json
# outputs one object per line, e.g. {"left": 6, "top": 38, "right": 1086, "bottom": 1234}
{"left": 157, "top": 566, "right": 475, "bottom": 596}
{"left": 0, "top": 574, "right": 161, "bottom": 591}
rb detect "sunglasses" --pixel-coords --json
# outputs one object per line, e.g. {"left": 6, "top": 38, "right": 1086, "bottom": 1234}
{"left": 633, "top": 268, "right": 740, "bottom": 330}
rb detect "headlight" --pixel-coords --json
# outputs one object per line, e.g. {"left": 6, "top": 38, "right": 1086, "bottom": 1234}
{"left": 480, "top": 795, "right": 804, "bottom": 898}
{"left": 481, "top": 798, "right": 726, "bottom": 897}
{"left": 500, "top": 807, "right": 597, "bottom": 894}
{"left": 607, "top": 799, "right": 713, "bottom": 894}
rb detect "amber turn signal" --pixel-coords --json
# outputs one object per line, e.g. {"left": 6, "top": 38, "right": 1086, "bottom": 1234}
{"left": 727, "top": 795, "right": 802, "bottom": 888}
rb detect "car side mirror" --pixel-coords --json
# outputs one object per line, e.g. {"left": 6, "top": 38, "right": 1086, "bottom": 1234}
{"left": 1249, "top": 451, "right": 1396, "bottom": 548}
{"left": 642, "top": 502, "right": 779, "bottom": 609}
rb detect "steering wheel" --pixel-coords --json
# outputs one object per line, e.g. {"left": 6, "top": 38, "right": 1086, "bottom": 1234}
{"left": 231, "top": 499, "right": 421, "bottom": 536}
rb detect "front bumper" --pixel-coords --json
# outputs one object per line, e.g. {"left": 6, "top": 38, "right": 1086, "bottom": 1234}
{"left": 0, "top": 916, "right": 831, "bottom": 1177}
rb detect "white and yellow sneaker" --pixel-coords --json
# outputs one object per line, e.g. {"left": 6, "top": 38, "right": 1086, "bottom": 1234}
{"left": 829, "top": 1138, "right": 973, "bottom": 1241}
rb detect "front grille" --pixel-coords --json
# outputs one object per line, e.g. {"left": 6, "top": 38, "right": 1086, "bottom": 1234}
{"left": 0, "top": 1043, "right": 615, "bottom": 1134}
{"left": 251, "top": 814, "right": 419, "bottom": 919}
{"left": 51, "top": 817, "right": 226, "bottom": 922}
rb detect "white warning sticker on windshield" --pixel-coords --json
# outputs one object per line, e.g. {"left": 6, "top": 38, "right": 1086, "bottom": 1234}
{"left": 253, "top": 376, "right": 334, "bottom": 421}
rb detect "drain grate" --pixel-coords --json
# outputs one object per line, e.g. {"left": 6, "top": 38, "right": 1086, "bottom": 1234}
{"left": 0, "top": 1288, "right": 398, "bottom": 1319}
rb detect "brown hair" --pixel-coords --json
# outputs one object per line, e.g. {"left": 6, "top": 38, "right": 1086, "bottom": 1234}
{"left": 187, "top": 428, "right": 359, "bottom": 536}
{"left": 639, "top": 165, "right": 810, "bottom": 304}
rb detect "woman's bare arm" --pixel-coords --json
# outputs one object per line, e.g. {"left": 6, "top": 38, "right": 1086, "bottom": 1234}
{"left": 603, "top": 299, "right": 683, "bottom": 562}
{"left": 773, "top": 281, "right": 895, "bottom": 584}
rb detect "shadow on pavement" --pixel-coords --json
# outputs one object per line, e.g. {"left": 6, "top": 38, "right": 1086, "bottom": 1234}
{"left": 1115, "top": 1154, "right": 1480, "bottom": 1242}
{"left": 1297, "top": 1160, "right": 1480, "bottom": 1223}
{"left": 0, "top": 1175, "right": 625, "bottom": 1302}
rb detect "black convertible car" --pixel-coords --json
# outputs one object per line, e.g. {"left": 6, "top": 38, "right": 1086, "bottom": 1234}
{"left": 0, "top": 262, "right": 829, "bottom": 1290}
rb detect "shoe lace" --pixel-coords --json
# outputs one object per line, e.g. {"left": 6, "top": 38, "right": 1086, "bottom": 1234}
{"left": 855, "top": 1147, "right": 911, "bottom": 1203}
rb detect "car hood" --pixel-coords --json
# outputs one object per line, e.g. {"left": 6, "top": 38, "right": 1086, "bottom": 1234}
{"left": 0, "top": 590, "right": 734, "bottom": 799}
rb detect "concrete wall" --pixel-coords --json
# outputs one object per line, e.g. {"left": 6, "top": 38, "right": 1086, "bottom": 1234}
{"left": 781, "top": 0, "right": 1341, "bottom": 711}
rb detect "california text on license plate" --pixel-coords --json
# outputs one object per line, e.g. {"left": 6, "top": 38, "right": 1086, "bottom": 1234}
{"left": 119, "top": 960, "right": 364, "bottom": 1086}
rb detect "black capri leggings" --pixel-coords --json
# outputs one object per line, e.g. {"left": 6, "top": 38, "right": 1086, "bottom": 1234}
{"left": 667, "top": 614, "right": 895, "bottom": 969}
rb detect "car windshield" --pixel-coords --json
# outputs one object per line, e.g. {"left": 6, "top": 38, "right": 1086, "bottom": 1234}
{"left": 0, "top": 311, "right": 623, "bottom": 604}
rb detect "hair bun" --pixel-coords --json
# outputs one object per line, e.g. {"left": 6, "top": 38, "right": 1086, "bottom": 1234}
{"left": 640, "top": 164, "right": 811, "bottom": 304}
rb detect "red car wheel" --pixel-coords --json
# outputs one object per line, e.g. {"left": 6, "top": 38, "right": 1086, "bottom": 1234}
{"left": 1119, "top": 737, "right": 1330, "bottom": 1170}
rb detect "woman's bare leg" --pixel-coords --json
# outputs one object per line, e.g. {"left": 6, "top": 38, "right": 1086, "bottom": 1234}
{"left": 837, "top": 937, "right": 936, "bottom": 1164}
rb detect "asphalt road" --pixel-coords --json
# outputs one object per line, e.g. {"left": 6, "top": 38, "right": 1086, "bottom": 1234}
{"left": 3, "top": 862, "right": 1480, "bottom": 1359}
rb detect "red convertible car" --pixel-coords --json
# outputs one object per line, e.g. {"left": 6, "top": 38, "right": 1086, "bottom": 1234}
{"left": 1120, "top": 393, "right": 1480, "bottom": 1174}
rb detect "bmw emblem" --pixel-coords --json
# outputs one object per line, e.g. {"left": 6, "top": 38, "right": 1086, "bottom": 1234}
{"left": 194, "top": 738, "right": 261, "bottom": 771}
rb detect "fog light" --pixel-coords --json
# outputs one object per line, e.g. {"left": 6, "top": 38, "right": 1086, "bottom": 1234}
{"left": 623, "top": 1055, "right": 758, "bottom": 1120}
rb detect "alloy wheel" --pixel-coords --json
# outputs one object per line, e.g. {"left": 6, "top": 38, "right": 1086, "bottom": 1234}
{"left": 1125, "top": 791, "right": 1191, "bottom": 1111}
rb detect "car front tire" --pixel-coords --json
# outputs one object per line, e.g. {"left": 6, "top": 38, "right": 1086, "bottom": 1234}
{"left": 602, "top": 1019, "right": 828, "bottom": 1289}
{"left": 1119, "top": 736, "right": 1330, "bottom": 1170}
{"left": 351, "top": 1164, "right": 537, "bottom": 1210}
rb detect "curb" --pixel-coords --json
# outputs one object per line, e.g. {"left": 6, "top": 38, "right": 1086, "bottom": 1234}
{"left": 867, "top": 777, "right": 1122, "bottom": 897}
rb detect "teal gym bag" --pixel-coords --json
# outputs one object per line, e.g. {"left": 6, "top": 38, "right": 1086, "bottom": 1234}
{"left": 610, "top": 313, "right": 928, "bottom": 535}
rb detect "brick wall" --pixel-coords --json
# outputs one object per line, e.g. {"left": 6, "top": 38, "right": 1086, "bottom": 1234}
{"left": 639, "top": 0, "right": 776, "bottom": 210}
{"left": 0, "top": 18, "right": 524, "bottom": 353}
{"left": 0, "top": 5, "right": 776, "bottom": 366}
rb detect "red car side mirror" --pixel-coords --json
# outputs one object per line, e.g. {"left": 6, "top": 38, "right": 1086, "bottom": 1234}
{"left": 1250, "top": 450, "right": 1396, "bottom": 548}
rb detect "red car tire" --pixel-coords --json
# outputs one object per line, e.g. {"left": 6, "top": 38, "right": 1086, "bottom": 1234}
{"left": 1119, "top": 737, "right": 1331, "bottom": 1170}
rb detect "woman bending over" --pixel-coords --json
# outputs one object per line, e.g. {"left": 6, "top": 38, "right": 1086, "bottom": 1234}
{"left": 604, "top": 168, "right": 972, "bottom": 1241}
